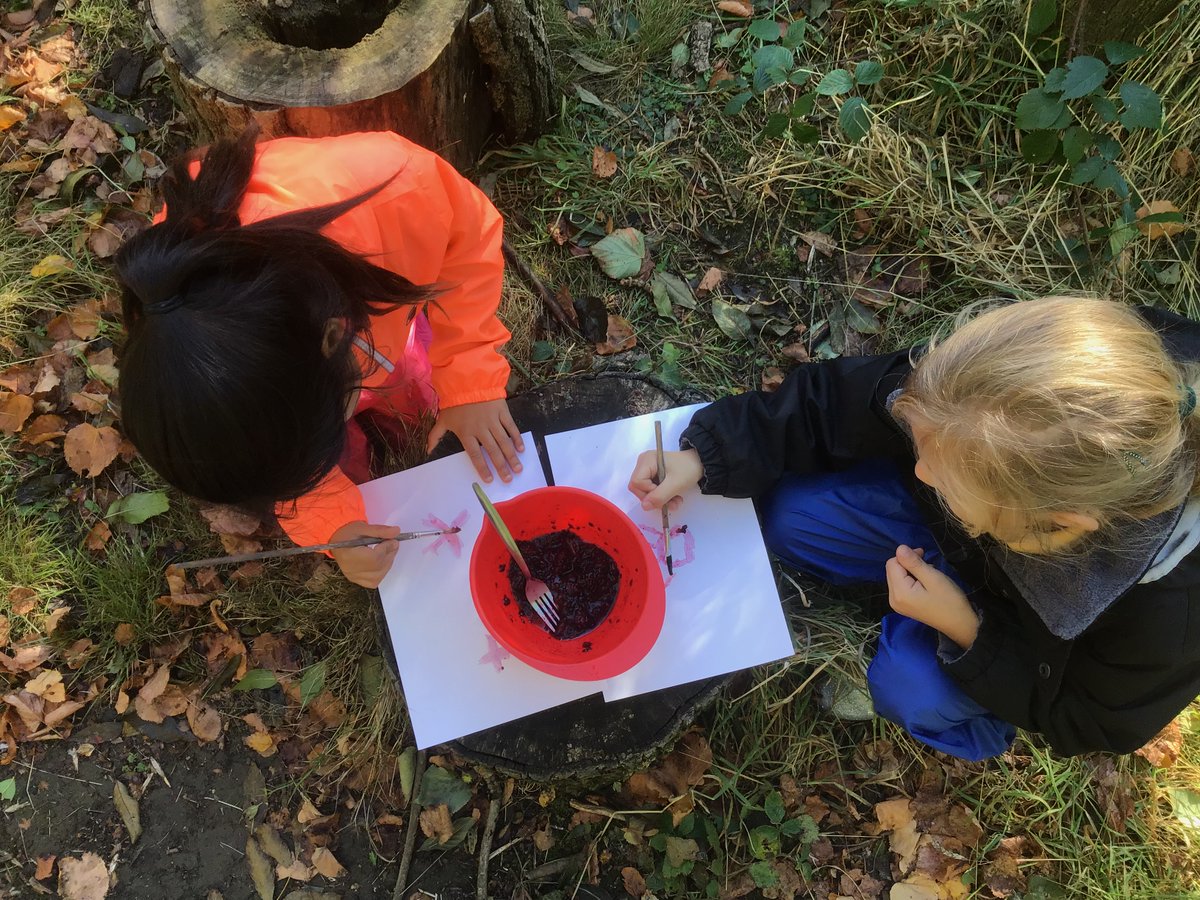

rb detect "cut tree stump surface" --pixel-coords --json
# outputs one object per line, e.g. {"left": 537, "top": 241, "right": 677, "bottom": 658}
{"left": 378, "top": 373, "right": 731, "bottom": 780}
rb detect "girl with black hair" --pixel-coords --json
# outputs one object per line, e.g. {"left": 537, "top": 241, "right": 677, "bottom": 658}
{"left": 116, "top": 130, "right": 521, "bottom": 588}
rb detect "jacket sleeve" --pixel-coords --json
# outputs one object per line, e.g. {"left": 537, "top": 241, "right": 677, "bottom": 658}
{"left": 420, "top": 153, "right": 510, "bottom": 409}
{"left": 941, "top": 581, "right": 1200, "bottom": 755}
{"left": 680, "top": 350, "right": 915, "bottom": 498}
{"left": 274, "top": 467, "right": 366, "bottom": 548}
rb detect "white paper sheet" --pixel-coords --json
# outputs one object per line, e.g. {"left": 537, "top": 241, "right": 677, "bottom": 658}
{"left": 544, "top": 405, "right": 795, "bottom": 701}
{"left": 359, "top": 436, "right": 599, "bottom": 749}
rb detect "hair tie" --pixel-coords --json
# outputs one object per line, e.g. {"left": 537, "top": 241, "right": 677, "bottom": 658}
{"left": 144, "top": 294, "right": 186, "bottom": 315}
{"left": 1122, "top": 450, "right": 1149, "bottom": 476}
{"left": 1181, "top": 385, "right": 1197, "bottom": 420}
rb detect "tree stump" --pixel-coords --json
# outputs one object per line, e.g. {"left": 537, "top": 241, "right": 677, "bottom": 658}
{"left": 1060, "top": 0, "right": 1182, "bottom": 52}
{"left": 147, "top": 0, "right": 555, "bottom": 170}
{"left": 374, "top": 373, "right": 732, "bottom": 781}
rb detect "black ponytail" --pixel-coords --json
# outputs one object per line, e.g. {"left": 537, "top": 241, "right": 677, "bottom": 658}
{"left": 114, "top": 128, "right": 434, "bottom": 511}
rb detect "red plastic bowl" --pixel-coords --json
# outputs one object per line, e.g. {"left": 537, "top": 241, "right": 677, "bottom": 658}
{"left": 470, "top": 486, "right": 665, "bottom": 681}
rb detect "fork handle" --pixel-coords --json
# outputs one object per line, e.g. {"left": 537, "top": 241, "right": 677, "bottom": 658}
{"left": 472, "top": 482, "right": 534, "bottom": 580}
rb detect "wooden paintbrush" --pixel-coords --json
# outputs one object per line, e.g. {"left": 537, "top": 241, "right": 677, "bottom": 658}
{"left": 174, "top": 528, "right": 461, "bottom": 570}
{"left": 654, "top": 420, "right": 673, "bottom": 576}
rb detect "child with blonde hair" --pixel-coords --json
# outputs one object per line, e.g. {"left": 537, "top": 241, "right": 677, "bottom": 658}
{"left": 630, "top": 297, "right": 1200, "bottom": 759}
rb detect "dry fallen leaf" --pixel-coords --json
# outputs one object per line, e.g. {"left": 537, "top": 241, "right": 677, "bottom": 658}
{"left": 84, "top": 521, "right": 113, "bottom": 552}
{"left": 26, "top": 669, "right": 66, "bottom": 703}
{"left": 20, "top": 413, "right": 67, "bottom": 445}
{"left": 0, "top": 392, "right": 35, "bottom": 434}
{"left": 187, "top": 700, "right": 222, "bottom": 743}
{"left": 199, "top": 503, "right": 262, "bottom": 536}
{"left": 0, "top": 105, "right": 26, "bottom": 130}
{"left": 133, "top": 664, "right": 170, "bottom": 723}
{"left": 245, "top": 835, "right": 275, "bottom": 900}
{"left": 762, "top": 367, "right": 786, "bottom": 392}
{"left": 533, "top": 828, "right": 555, "bottom": 851}
{"left": 275, "top": 859, "right": 313, "bottom": 882}
{"left": 310, "top": 848, "right": 346, "bottom": 879}
{"left": 9, "top": 586, "right": 39, "bottom": 616}
{"left": 113, "top": 623, "right": 135, "bottom": 646}
{"left": 717, "top": 0, "right": 753, "bottom": 16}
{"left": 595, "top": 315, "right": 637, "bottom": 355}
{"left": 64, "top": 424, "right": 122, "bottom": 478}
{"left": 57, "top": 853, "right": 109, "bottom": 900}
{"left": 1135, "top": 718, "right": 1183, "bottom": 768}
{"left": 44, "top": 606, "right": 70, "bottom": 634}
{"left": 30, "top": 254, "right": 74, "bottom": 277}
{"left": 592, "top": 146, "right": 618, "bottom": 178}
{"left": 1135, "top": 200, "right": 1187, "bottom": 239}
{"left": 35, "top": 854, "right": 56, "bottom": 881}
{"left": 419, "top": 804, "right": 455, "bottom": 844}
{"left": 1171, "top": 148, "right": 1195, "bottom": 178}
{"left": 697, "top": 266, "right": 725, "bottom": 293}
{"left": 0, "top": 614, "right": 9, "bottom": 649}
{"left": 621, "top": 866, "right": 648, "bottom": 898}
{"left": 113, "top": 780, "right": 142, "bottom": 844}
{"left": 297, "top": 798, "right": 322, "bottom": 824}
{"left": 255, "top": 824, "right": 294, "bottom": 867}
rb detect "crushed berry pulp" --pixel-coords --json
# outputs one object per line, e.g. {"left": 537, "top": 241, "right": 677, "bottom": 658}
{"left": 505, "top": 529, "right": 619, "bottom": 640}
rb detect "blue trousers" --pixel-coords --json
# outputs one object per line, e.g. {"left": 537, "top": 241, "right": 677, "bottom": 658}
{"left": 760, "top": 461, "right": 1015, "bottom": 761}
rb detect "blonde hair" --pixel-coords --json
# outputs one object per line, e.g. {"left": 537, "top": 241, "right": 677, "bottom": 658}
{"left": 891, "top": 296, "right": 1200, "bottom": 553}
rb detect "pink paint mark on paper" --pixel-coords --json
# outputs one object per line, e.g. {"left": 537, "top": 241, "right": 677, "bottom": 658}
{"left": 638, "top": 523, "right": 696, "bottom": 584}
{"left": 421, "top": 510, "right": 468, "bottom": 557}
{"left": 479, "top": 635, "right": 510, "bottom": 672}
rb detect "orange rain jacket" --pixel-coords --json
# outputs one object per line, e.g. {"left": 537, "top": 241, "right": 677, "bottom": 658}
{"left": 166, "top": 133, "right": 510, "bottom": 546}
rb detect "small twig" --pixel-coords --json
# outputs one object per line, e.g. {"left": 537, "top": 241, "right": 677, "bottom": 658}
{"left": 392, "top": 749, "right": 426, "bottom": 900}
{"left": 502, "top": 239, "right": 576, "bottom": 333}
{"left": 475, "top": 779, "right": 502, "bottom": 900}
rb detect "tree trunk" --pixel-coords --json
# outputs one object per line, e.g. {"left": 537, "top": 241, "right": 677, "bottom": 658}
{"left": 1060, "top": 0, "right": 1183, "bottom": 54}
{"left": 147, "top": 0, "right": 555, "bottom": 171}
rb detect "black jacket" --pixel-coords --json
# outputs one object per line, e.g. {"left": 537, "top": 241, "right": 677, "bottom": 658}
{"left": 681, "top": 307, "right": 1200, "bottom": 756}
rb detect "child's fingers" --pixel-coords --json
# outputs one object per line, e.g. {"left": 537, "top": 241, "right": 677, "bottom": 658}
{"left": 426, "top": 421, "right": 448, "bottom": 454}
{"left": 478, "top": 432, "right": 513, "bottom": 483}
{"left": 626, "top": 451, "right": 661, "bottom": 498}
{"left": 489, "top": 422, "right": 523, "bottom": 475}
{"left": 351, "top": 523, "right": 403, "bottom": 540}
{"left": 894, "top": 544, "right": 939, "bottom": 586}
{"left": 462, "top": 437, "right": 494, "bottom": 484}
{"left": 500, "top": 408, "right": 525, "bottom": 454}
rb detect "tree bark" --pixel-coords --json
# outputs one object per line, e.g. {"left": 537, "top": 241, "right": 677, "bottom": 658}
{"left": 1060, "top": 0, "right": 1183, "bottom": 54}
{"left": 148, "top": 0, "right": 555, "bottom": 171}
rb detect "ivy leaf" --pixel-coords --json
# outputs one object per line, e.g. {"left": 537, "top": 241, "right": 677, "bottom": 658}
{"left": 747, "top": 18, "right": 780, "bottom": 41}
{"left": 106, "top": 491, "right": 170, "bottom": 525}
{"left": 591, "top": 228, "right": 646, "bottom": 279}
{"left": 1015, "top": 88, "right": 1066, "bottom": 130}
{"left": 815, "top": 68, "right": 853, "bottom": 96}
{"left": 712, "top": 299, "right": 753, "bottom": 340}
{"left": 1027, "top": 0, "right": 1057, "bottom": 36}
{"left": 839, "top": 97, "right": 872, "bottom": 141}
{"left": 1059, "top": 56, "right": 1108, "bottom": 100}
{"left": 233, "top": 669, "right": 278, "bottom": 691}
{"left": 854, "top": 60, "right": 885, "bottom": 85}
{"left": 1021, "top": 129, "right": 1059, "bottom": 164}
{"left": 1104, "top": 41, "right": 1146, "bottom": 64}
{"left": 1119, "top": 81, "right": 1162, "bottom": 130}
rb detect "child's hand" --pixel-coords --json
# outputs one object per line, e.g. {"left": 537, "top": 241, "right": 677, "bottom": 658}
{"left": 426, "top": 399, "right": 525, "bottom": 484}
{"left": 885, "top": 545, "right": 980, "bottom": 649}
{"left": 329, "top": 521, "right": 402, "bottom": 589}
{"left": 628, "top": 448, "right": 703, "bottom": 513}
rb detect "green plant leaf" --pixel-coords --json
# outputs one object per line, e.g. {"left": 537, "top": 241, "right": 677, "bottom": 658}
{"left": 590, "top": 228, "right": 646, "bottom": 279}
{"left": 665, "top": 836, "right": 700, "bottom": 868}
{"left": 1090, "top": 94, "right": 1118, "bottom": 122}
{"left": 782, "top": 19, "right": 807, "bottom": 49}
{"left": 753, "top": 65, "right": 789, "bottom": 93}
{"left": 531, "top": 340, "right": 554, "bottom": 362}
{"left": 654, "top": 272, "right": 697, "bottom": 309}
{"left": 0, "top": 777, "right": 15, "bottom": 801}
{"left": 715, "top": 27, "right": 744, "bottom": 49}
{"left": 416, "top": 764, "right": 472, "bottom": 814}
{"left": 1015, "top": 88, "right": 1066, "bottom": 130}
{"left": 752, "top": 44, "right": 793, "bottom": 71}
{"left": 815, "top": 68, "right": 854, "bottom": 96}
{"left": 568, "top": 49, "right": 619, "bottom": 74}
{"left": 233, "top": 669, "right": 278, "bottom": 691}
{"left": 747, "top": 18, "right": 780, "bottom": 42}
{"left": 1069, "top": 155, "right": 1104, "bottom": 184}
{"left": 1043, "top": 67, "right": 1067, "bottom": 93}
{"left": 712, "top": 299, "right": 753, "bottom": 340}
{"left": 1119, "top": 81, "right": 1162, "bottom": 130}
{"left": 1026, "top": 875, "right": 1070, "bottom": 900}
{"left": 649, "top": 278, "right": 675, "bottom": 318}
{"left": 1059, "top": 56, "right": 1108, "bottom": 100}
{"left": 788, "top": 69, "right": 811, "bottom": 85}
{"left": 397, "top": 746, "right": 417, "bottom": 805}
{"left": 791, "top": 122, "right": 820, "bottom": 143}
{"left": 670, "top": 42, "right": 689, "bottom": 71}
{"left": 1062, "top": 125, "right": 1092, "bottom": 163}
{"left": 854, "top": 60, "right": 885, "bottom": 85}
{"left": 1027, "top": 0, "right": 1057, "bottom": 36}
{"left": 1104, "top": 40, "right": 1146, "bottom": 64}
{"left": 299, "top": 661, "right": 326, "bottom": 708}
{"left": 780, "top": 813, "right": 820, "bottom": 843}
{"left": 724, "top": 91, "right": 754, "bottom": 116}
{"left": 749, "top": 859, "right": 779, "bottom": 887}
{"left": 763, "top": 112, "right": 790, "bottom": 138}
{"left": 1021, "top": 129, "right": 1059, "bottom": 163}
{"left": 791, "top": 93, "right": 816, "bottom": 117}
{"left": 764, "top": 791, "right": 786, "bottom": 824}
{"left": 105, "top": 491, "right": 170, "bottom": 525}
{"left": 748, "top": 824, "right": 781, "bottom": 859}
{"left": 1095, "top": 133, "right": 1120, "bottom": 160}
{"left": 838, "top": 97, "right": 872, "bottom": 141}
{"left": 1094, "top": 161, "right": 1129, "bottom": 197}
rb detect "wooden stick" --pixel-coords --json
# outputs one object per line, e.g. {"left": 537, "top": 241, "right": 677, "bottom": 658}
{"left": 502, "top": 239, "right": 577, "bottom": 333}
{"left": 475, "top": 778, "right": 501, "bottom": 900}
{"left": 393, "top": 749, "right": 427, "bottom": 900}
{"left": 175, "top": 528, "right": 460, "bottom": 570}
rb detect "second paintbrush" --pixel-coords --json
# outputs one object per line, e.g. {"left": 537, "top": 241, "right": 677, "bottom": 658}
{"left": 654, "top": 420, "right": 673, "bottom": 576}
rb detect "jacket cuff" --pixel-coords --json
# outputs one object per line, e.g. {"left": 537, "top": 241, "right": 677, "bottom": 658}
{"left": 940, "top": 606, "right": 1001, "bottom": 682}
{"left": 679, "top": 423, "right": 726, "bottom": 495}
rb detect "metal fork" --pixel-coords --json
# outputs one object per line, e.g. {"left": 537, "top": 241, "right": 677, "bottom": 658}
{"left": 473, "top": 483, "right": 560, "bottom": 632}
